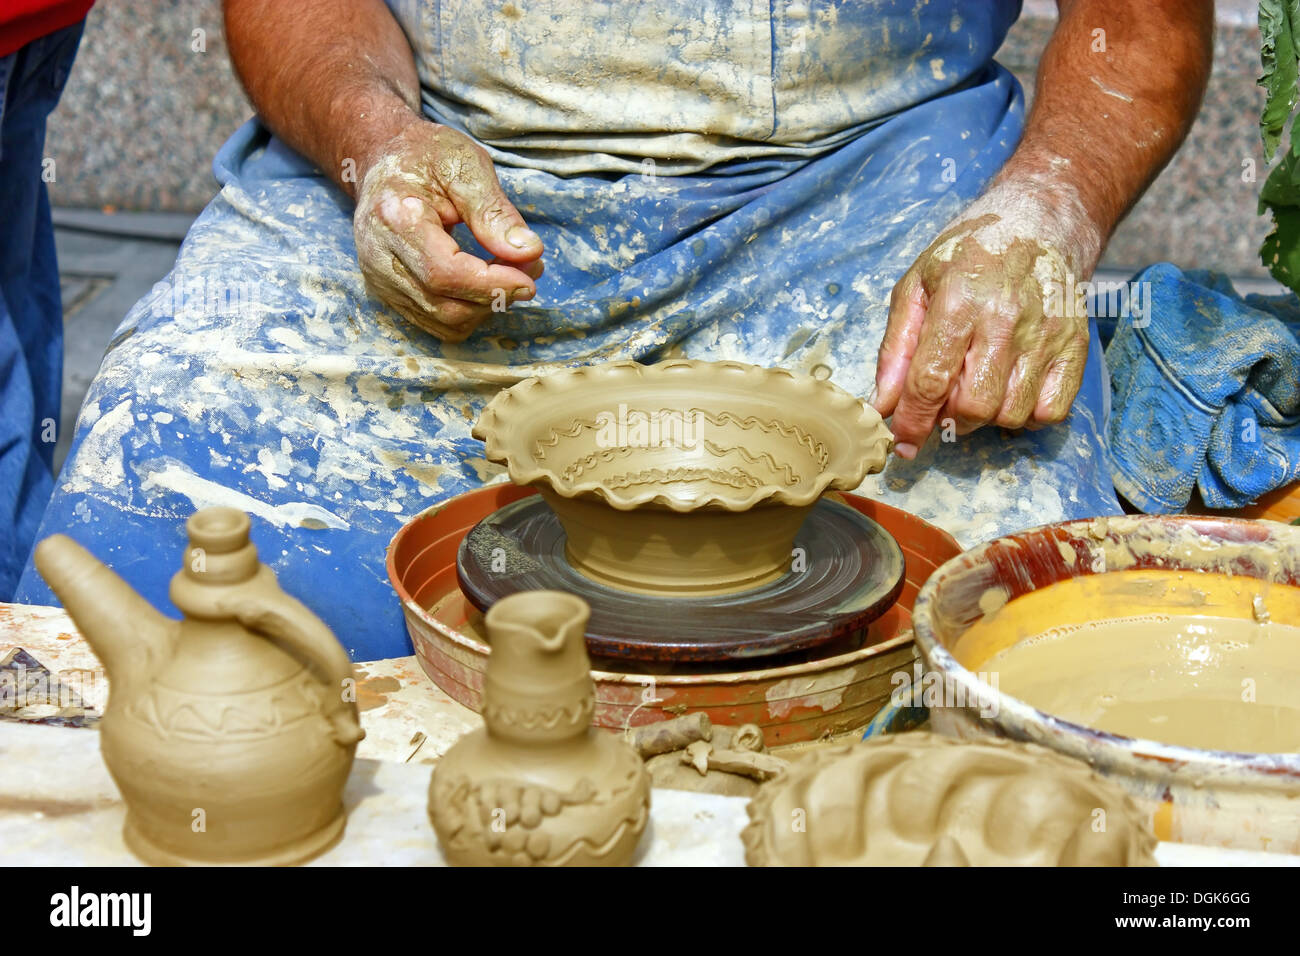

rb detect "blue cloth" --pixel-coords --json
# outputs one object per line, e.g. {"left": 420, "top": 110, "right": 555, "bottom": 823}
{"left": 15, "top": 0, "right": 1120, "bottom": 660}
{"left": 1106, "top": 263, "right": 1300, "bottom": 512}
{"left": 0, "top": 20, "right": 83, "bottom": 599}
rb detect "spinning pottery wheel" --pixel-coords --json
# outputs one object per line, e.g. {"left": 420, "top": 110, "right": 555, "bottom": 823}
{"left": 387, "top": 359, "right": 961, "bottom": 743}
{"left": 456, "top": 494, "right": 906, "bottom": 665}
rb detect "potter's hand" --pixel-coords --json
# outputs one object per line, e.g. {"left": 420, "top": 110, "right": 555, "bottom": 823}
{"left": 353, "top": 118, "right": 544, "bottom": 342}
{"left": 872, "top": 189, "right": 1099, "bottom": 459}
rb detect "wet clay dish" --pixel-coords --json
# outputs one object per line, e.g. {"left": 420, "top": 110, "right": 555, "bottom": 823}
{"left": 34, "top": 507, "right": 364, "bottom": 866}
{"left": 742, "top": 732, "right": 1158, "bottom": 866}
{"left": 428, "top": 590, "right": 650, "bottom": 865}
{"left": 472, "top": 360, "right": 893, "bottom": 595}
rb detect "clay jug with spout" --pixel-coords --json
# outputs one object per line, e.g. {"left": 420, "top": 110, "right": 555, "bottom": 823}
{"left": 34, "top": 507, "right": 364, "bottom": 866}
{"left": 429, "top": 590, "right": 650, "bottom": 865}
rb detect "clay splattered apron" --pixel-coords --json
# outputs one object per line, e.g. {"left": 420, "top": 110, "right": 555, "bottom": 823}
{"left": 16, "top": 0, "right": 1120, "bottom": 659}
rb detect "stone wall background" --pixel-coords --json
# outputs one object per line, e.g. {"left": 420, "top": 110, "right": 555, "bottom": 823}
{"left": 44, "top": 0, "right": 1273, "bottom": 276}
{"left": 1001, "top": 0, "right": 1270, "bottom": 278}
{"left": 45, "top": 0, "right": 248, "bottom": 212}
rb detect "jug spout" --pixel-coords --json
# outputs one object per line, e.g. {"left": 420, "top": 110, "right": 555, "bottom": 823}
{"left": 486, "top": 590, "right": 589, "bottom": 654}
{"left": 34, "top": 534, "right": 176, "bottom": 687}
{"left": 481, "top": 590, "right": 595, "bottom": 745}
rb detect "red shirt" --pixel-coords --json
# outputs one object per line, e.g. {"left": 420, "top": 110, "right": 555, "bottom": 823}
{"left": 0, "top": 0, "right": 94, "bottom": 58}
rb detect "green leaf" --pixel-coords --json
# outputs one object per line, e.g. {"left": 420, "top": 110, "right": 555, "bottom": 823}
{"left": 1261, "top": 146, "right": 1300, "bottom": 207}
{"left": 1260, "top": 0, "right": 1300, "bottom": 159}
{"left": 1260, "top": 198, "right": 1300, "bottom": 291}
{"left": 1259, "top": 1, "right": 1300, "bottom": 289}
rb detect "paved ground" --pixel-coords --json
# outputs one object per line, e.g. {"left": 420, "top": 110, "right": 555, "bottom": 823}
{"left": 53, "top": 210, "right": 187, "bottom": 472}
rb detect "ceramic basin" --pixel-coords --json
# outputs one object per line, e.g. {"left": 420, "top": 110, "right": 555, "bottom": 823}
{"left": 911, "top": 514, "right": 1300, "bottom": 853}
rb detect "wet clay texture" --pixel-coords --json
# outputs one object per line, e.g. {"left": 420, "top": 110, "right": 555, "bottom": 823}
{"left": 957, "top": 570, "right": 1300, "bottom": 754}
{"left": 742, "top": 732, "right": 1157, "bottom": 866}
{"left": 33, "top": 507, "right": 365, "bottom": 866}
{"left": 428, "top": 590, "right": 651, "bottom": 865}
{"left": 640, "top": 720, "right": 784, "bottom": 797}
{"left": 472, "top": 359, "right": 893, "bottom": 596}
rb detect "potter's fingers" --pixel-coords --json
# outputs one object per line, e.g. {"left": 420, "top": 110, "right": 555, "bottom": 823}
{"left": 365, "top": 258, "right": 488, "bottom": 342}
{"left": 874, "top": 271, "right": 926, "bottom": 415}
{"left": 380, "top": 199, "right": 539, "bottom": 303}
{"left": 374, "top": 276, "right": 467, "bottom": 342}
{"left": 489, "top": 255, "right": 544, "bottom": 281}
{"left": 888, "top": 276, "right": 975, "bottom": 457}
{"left": 429, "top": 132, "right": 544, "bottom": 264}
{"left": 1032, "top": 333, "right": 1089, "bottom": 425}
{"left": 358, "top": 247, "right": 446, "bottom": 328}
{"left": 945, "top": 304, "right": 1018, "bottom": 435}
{"left": 422, "top": 295, "right": 496, "bottom": 343}
{"left": 992, "top": 351, "right": 1045, "bottom": 431}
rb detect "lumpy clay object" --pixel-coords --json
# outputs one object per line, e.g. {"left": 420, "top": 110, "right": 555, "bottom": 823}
{"left": 428, "top": 590, "right": 650, "bottom": 865}
{"left": 742, "top": 733, "right": 1158, "bottom": 866}
{"left": 957, "top": 570, "right": 1300, "bottom": 753}
{"left": 34, "top": 508, "right": 364, "bottom": 866}
{"left": 472, "top": 360, "right": 892, "bottom": 595}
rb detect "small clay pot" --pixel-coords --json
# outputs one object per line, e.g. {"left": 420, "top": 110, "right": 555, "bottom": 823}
{"left": 473, "top": 360, "right": 893, "bottom": 595}
{"left": 35, "top": 508, "right": 364, "bottom": 866}
{"left": 428, "top": 591, "right": 651, "bottom": 865}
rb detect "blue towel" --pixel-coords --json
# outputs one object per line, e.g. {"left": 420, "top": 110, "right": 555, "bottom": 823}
{"left": 1105, "top": 263, "right": 1300, "bottom": 512}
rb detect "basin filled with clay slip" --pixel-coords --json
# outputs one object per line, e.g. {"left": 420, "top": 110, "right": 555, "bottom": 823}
{"left": 912, "top": 514, "right": 1300, "bottom": 853}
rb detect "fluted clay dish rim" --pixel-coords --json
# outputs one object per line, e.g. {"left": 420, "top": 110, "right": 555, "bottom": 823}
{"left": 471, "top": 359, "right": 893, "bottom": 512}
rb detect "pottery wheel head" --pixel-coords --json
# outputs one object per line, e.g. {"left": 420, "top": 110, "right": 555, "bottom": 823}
{"left": 472, "top": 360, "right": 893, "bottom": 512}
{"left": 456, "top": 495, "right": 906, "bottom": 667}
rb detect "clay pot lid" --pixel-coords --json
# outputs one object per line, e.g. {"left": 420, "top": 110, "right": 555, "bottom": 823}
{"left": 472, "top": 360, "right": 893, "bottom": 512}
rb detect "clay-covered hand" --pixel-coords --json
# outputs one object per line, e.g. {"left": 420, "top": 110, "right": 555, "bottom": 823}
{"left": 872, "top": 184, "right": 1101, "bottom": 458}
{"left": 353, "top": 117, "right": 544, "bottom": 342}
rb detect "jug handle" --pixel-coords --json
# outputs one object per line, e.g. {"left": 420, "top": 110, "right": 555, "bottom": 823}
{"left": 221, "top": 591, "right": 366, "bottom": 747}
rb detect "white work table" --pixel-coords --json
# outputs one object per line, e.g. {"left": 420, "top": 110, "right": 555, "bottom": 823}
{"left": 1, "top": 602, "right": 1293, "bottom": 867}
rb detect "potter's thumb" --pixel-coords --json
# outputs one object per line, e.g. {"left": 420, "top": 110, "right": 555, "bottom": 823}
{"left": 461, "top": 184, "right": 542, "bottom": 263}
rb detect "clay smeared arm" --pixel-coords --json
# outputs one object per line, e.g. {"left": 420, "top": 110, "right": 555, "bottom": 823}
{"left": 222, "top": 0, "right": 544, "bottom": 341}
{"left": 1010, "top": 0, "right": 1214, "bottom": 255}
{"left": 223, "top": 0, "right": 422, "bottom": 199}
{"left": 874, "top": 0, "right": 1213, "bottom": 455}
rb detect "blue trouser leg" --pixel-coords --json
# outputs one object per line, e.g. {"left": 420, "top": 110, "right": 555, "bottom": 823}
{"left": 0, "top": 21, "right": 85, "bottom": 598}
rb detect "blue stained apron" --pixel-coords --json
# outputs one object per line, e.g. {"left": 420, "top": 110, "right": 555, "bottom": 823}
{"left": 15, "top": 0, "right": 1120, "bottom": 660}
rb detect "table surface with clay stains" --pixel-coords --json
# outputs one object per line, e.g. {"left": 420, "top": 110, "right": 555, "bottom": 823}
{"left": 1, "top": 601, "right": 1296, "bottom": 867}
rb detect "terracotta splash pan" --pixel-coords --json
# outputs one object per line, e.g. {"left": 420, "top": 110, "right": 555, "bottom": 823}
{"left": 387, "top": 484, "right": 960, "bottom": 747}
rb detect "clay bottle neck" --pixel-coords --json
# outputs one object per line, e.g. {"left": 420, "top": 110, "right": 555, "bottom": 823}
{"left": 481, "top": 591, "right": 597, "bottom": 747}
{"left": 482, "top": 678, "right": 594, "bottom": 746}
{"left": 169, "top": 507, "right": 265, "bottom": 620}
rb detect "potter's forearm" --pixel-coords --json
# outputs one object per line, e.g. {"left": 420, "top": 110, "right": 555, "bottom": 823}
{"left": 223, "top": 0, "right": 423, "bottom": 198}
{"left": 990, "top": 0, "right": 1213, "bottom": 270}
